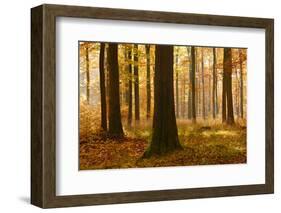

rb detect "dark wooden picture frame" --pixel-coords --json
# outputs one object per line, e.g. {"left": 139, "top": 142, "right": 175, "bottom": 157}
{"left": 31, "top": 4, "right": 274, "bottom": 208}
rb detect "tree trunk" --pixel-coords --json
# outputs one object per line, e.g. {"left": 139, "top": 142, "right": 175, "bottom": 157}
{"left": 191, "top": 46, "right": 196, "bottom": 122}
{"left": 197, "top": 77, "right": 200, "bottom": 117}
{"left": 146, "top": 45, "right": 151, "bottom": 119}
{"left": 187, "top": 47, "right": 192, "bottom": 119}
{"left": 124, "top": 49, "right": 129, "bottom": 105}
{"left": 212, "top": 48, "right": 216, "bottom": 119}
{"left": 235, "top": 66, "right": 240, "bottom": 117}
{"left": 99, "top": 43, "right": 107, "bottom": 131}
{"left": 196, "top": 48, "right": 201, "bottom": 117}
{"left": 127, "top": 46, "right": 133, "bottom": 126}
{"left": 239, "top": 49, "right": 244, "bottom": 119}
{"left": 224, "top": 48, "right": 235, "bottom": 125}
{"left": 105, "top": 44, "right": 110, "bottom": 119}
{"left": 134, "top": 44, "right": 140, "bottom": 122}
{"left": 143, "top": 45, "right": 182, "bottom": 157}
{"left": 182, "top": 76, "right": 186, "bottom": 118}
{"left": 85, "top": 44, "right": 90, "bottom": 104}
{"left": 107, "top": 43, "right": 124, "bottom": 137}
{"left": 215, "top": 82, "right": 219, "bottom": 115}
{"left": 201, "top": 48, "right": 206, "bottom": 120}
{"left": 215, "top": 50, "right": 219, "bottom": 115}
{"left": 187, "top": 86, "right": 192, "bottom": 119}
{"left": 175, "top": 50, "right": 179, "bottom": 118}
{"left": 222, "top": 49, "right": 227, "bottom": 123}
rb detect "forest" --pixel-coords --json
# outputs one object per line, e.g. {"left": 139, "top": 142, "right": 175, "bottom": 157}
{"left": 79, "top": 42, "right": 247, "bottom": 170}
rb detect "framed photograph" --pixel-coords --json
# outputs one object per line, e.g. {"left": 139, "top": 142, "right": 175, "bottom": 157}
{"left": 31, "top": 4, "right": 274, "bottom": 208}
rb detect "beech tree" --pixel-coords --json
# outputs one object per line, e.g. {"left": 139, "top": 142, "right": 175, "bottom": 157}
{"left": 222, "top": 48, "right": 235, "bottom": 125}
{"left": 144, "top": 45, "right": 182, "bottom": 157}
{"left": 107, "top": 43, "right": 124, "bottom": 137}
{"left": 190, "top": 46, "right": 196, "bottom": 122}
{"left": 145, "top": 45, "right": 151, "bottom": 119}
{"left": 99, "top": 43, "right": 107, "bottom": 130}
{"left": 134, "top": 44, "right": 140, "bottom": 122}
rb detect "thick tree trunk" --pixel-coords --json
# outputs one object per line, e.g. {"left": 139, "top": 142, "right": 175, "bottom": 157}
{"left": 107, "top": 43, "right": 124, "bottom": 137}
{"left": 191, "top": 46, "right": 196, "bottom": 122}
{"left": 144, "top": 45, "right": 182, "bottom": 157}
{"left": 201, "top": 48, "right": 206, "bottom": 120}
{"left": 134, "top": 44, "right": 140, "bottom": 122}
{"left": 145, "top": 45, "right": 151, "bottom": 119}
{"left": 239, "top": 49, "right": 244, "bottom": 119}
{"left": 99, "top": 43, "right": 107, "bottom": 131}
{"left": 224, "top": 48, "right": 235, "bottom": 125}
{"left": 127, "top": 46, "right": 133, "bottom": 126}
{"left": 85, "top": 44, "right": 90, "bottom": 104}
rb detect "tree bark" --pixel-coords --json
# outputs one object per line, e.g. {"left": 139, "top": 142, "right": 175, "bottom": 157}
{"left": 145, "top": 45, "right": 151, "bottom": 119}
{"left": 191, "top": 46, "right": 196, "bottom": 122}
{"left": 224, "top": 48, "right": 235, "bottom": 125}
{"left": 144, "top": 45, "right": 182, "bottom": 157}
{"left": 99, "top": 43, "right": 107, "bottom": 131}
{"left": 107, "top": 43, "right": 124, "bottom": 137}
{"left": 134, "top": 44, "right": 140, "bottom": 122}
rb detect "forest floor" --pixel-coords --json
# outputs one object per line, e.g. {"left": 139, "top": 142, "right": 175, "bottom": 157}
{"left": 79, "top": 120, "right": 247, "bottom": 170}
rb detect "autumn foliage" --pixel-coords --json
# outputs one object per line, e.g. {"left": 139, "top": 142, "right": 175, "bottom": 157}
{"left": 79, "top": 42, "right": 247, "bottom": 170}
